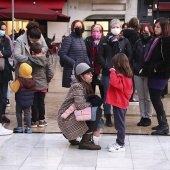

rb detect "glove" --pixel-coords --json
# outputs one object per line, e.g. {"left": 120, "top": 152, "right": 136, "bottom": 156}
{"left": 86, "top": 95, "right": 103, "bottom": 107}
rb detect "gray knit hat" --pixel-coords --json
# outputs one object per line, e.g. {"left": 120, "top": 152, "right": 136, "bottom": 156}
{"left": 75, "top": 63, "right": 94, "bottom": 76}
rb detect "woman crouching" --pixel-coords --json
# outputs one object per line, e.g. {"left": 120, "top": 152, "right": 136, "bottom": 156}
{"left": 57, "top": 63, "right": 102, "bottom": 150}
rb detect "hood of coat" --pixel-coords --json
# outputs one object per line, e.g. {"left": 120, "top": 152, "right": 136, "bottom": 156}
{"left": 29, "top": 56, "right": 47, "bottom": 67}
{"left": 19, "top": 63, "right": 32, "bottom": 78}
{"left": 122, "top": 29, "right": 140, "bottom": 47}
{"left": 117, "top": 73, "right": 133, "bottom": 100}
{"left": 19, "top": 77, "right": 36, "bottom": 89}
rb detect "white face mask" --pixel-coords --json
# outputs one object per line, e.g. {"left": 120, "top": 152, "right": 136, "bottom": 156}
{"left": 0, "top": 30, "right": 5, "bottom": 37}
{"left": 111, "top": 28, "right": 121, "bottom": 35}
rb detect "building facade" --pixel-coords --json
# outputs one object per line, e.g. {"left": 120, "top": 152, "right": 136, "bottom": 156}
{"left": 48, "top": 0, "right": 138, "bottom": 40}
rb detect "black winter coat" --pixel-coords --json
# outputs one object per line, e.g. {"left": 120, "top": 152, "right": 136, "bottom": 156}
{"left": 122, "top": 29, "right": 140, "bottom": 50}
{"left": 143, "top": 36, "right": 170, "bottom": 79}
{"left": 58, "top": 32, "right": 90, "bottom": 88}
{"left": 0, "top": 36, "right": 13, "bottom": 83}
{"left": 98, "top": 33, "right": 132, "bottom": 76}
{"left": 133, "top": 39, "right": 151, "bottom": 76}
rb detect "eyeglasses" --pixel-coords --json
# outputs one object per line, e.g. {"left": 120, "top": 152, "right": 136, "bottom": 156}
{"left": 0, "top": 29, "right": 6, "bottom": 31}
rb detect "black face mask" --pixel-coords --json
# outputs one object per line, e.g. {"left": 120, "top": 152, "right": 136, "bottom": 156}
{"left": 75, "top": 27, "right": 83, "bottom": 36}
{"left": 141, "top": 32, "right": 150, "bottom": 41}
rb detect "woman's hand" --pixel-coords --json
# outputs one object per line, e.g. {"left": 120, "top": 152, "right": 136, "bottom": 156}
{"left": 9, "top": 80, "right": 13, "bottom": 85}
{"left": 0, "top": 51, "right": 3, "bottom": 58}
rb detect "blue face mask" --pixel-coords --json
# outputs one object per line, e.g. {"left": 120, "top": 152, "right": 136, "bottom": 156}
{"left": 0, "top": 30, "right": 5, "bottom": 37}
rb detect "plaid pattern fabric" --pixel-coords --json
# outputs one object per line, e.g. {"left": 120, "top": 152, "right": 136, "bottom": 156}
{"left": 57, "top": 82, "right": 90, "bottom": 140}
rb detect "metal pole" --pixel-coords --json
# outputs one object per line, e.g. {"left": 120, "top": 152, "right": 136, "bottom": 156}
{"left": 12, "top": 0, "right": 14, "bottom": 43}
{"left": 156, "top": 0, "right": 159, "bottom": 18}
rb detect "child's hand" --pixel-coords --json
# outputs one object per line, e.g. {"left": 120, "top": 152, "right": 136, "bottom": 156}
{"left": 9, "top": 80, "right": 13, "bottom": 85}
{"left": 109, "top": 68, "right": 115, "bottom": 72}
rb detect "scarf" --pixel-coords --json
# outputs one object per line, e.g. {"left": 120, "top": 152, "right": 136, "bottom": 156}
{"left": 91, "top": 41, "right": 100, "bottom": 75}
{"left": 144, "top": 37, "right": 160, "bottom": 62}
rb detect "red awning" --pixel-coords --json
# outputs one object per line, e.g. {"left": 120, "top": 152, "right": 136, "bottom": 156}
{"left": 0, "top": 0, "right": 65, "bottom": 12}
{"left": 158, "top": 3, "right": 170, "bottom": 11}
{"left": 0, "top": 3, "right": 70, "bottom": 22}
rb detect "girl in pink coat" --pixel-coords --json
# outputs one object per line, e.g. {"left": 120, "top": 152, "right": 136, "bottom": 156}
{"left": 106, "top": 53, "right": 133, "bottom": 152}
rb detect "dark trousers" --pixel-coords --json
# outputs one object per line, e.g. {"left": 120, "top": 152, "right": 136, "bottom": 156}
{"left": 0, "top": 81, "right": 8, "bottom": 123}
{"left": 91, "top": 76, "right": 104, "bottom": 100}
{"left": 102, "top": 75, "right": 111, "bottom": 114}
{"left": 86, "top": 107, "right": 102, "bottom": 133}
{"left": 130, "top": 76, "right": 135, "bottom": 100}
{"left": 16, "top": 104, "right": 31, "bottom": 128}
{"left": 113, "top": 106, "right": 126, "bottom": 145}
{"left": 149, "top": 88, "right": 165, "bottom": 117}
{"left": 32, "top": 92, "right": 46, "bottom": 122}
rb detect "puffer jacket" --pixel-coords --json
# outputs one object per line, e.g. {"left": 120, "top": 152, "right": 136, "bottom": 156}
{"left": 58, "top": 32, "right": 90, "bottom": 88}
{"left": 15, "top": 77, "right": 36, "bottom": 107}
{"left": 10, "top": 63, "right": 36, "bottom": 107}
{"left": 98, "top": 33, "right": 132, "bottom": 76}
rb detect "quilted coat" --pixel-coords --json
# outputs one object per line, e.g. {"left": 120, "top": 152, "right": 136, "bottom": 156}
{"left": 58, "top": 32, "right": 90, "bottom": 88}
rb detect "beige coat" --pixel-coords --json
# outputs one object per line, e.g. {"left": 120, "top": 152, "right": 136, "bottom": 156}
{"left": 14, "top": 32, "right": 48, "bottom": 78}
{"left": 58, "top": 80, "right": 91, "bottom": 140}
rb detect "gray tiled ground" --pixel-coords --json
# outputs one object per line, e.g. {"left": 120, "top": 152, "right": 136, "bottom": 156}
{"left": 0, "top": 134, "right": 170, "bottom": 170}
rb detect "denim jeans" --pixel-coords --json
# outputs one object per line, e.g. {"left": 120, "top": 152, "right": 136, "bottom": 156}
{"left": 102, "top": 75, "right": 111, "bottom": 115}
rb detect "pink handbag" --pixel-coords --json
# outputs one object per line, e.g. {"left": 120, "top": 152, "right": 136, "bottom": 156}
{"left": 74, "top": 107, "right": 92, "bottom": 121}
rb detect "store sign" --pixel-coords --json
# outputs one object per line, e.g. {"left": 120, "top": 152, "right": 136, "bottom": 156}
{"left": 147, "top": 9, "right": 152, "bottom": 16}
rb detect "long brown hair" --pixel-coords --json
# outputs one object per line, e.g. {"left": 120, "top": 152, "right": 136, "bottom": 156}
{"left": 112, "top": 53, "right": 133, "bottom": 78}
{"left": 154, "top": 17, "right": 170, "bottom": 37}
{"left": 76, "top": 75, "right": 93, "bottom": 95}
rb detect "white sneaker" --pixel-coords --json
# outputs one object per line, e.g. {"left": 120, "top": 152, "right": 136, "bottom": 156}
{"left": 108, "top": 142, "right": 125, "bottom": 152}
{"left": 107, "top": 143, "right": 115, "bottom": 149}
{"left": 0, "top": 125, "right": 13, "bottom": 136}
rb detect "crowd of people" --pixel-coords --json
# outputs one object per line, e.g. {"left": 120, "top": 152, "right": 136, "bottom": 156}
{"left": 0, "top": 21, "right": 53, "bottom": 135}
{"left": 0, "top": 16, "right": 170, "bottom": 152}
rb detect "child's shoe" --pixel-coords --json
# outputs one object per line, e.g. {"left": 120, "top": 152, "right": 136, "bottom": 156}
{"left": 13, "top": 127, "right": 23, "bottom": 133}
{"left": 31, "top": 122, "right": 37, "bottom": 128}
{"left": 39, "top": 120, "right": 47, "bottom": 127}
{"left": 108, "top": 142, "right": 125, "bottom": 152}
{"left": 24, "top": 128, "right": 32, "bottom": 134}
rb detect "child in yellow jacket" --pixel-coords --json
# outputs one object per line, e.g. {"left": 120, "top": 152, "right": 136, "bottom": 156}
{"left": 9, "top": 63, "right": 36, "bottom": 133}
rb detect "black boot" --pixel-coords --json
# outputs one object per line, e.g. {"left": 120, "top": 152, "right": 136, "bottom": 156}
{"left": 137, "top": 117, "right": 145, "bottom": 126}
{"left": 143, "top": 118, "right": 151, "bottom": 127}
{"left": 79, "top": 134, "right": 101, "bottom": 150}
{"left": 69, "top": 139, "right": 80, "bottom": 146}
{"left": 152, "top": 125, "right": 159, "bottom": 130}
{"left": 151, "top": 115, "right": 169, "bottom": 135}
{"left": 105, "top": 114, "right": 112, "bottom": 127}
